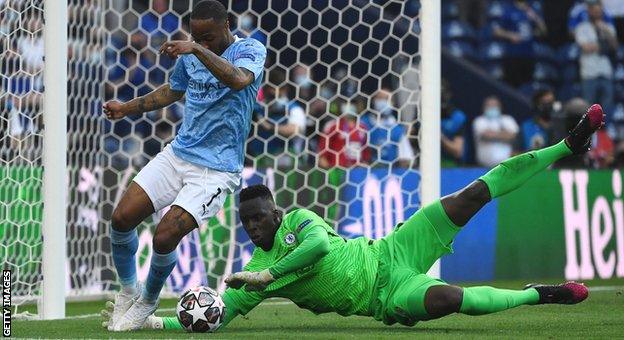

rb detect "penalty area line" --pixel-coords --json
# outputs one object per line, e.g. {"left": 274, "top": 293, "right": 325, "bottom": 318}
{"left": 62, "top": 300, "right": 294, "bottom": 320}
{"left": 588, "top": 285, "right": 624, "bottom": 292}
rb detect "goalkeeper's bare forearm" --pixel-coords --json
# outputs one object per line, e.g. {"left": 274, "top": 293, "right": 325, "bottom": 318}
{"left": 103, "top": 84, "right": 184, "bottom": 120}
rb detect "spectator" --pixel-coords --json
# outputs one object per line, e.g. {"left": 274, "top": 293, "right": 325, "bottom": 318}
{"left": 290, "top": 63, "right": 315, "bottom": 102}
{"left": 317, "top": 104, "right": 370, "bottom": 169}
{"left": 615, "top": 143, "right": 624, "bottom": 167}
{"left": 361, "top": 88, "right": 414, "bottom": 167}
{"left": 520, "top": 88, "right": 558, "bottom": 151}
{"left": 236, "top": 12, "right": 267, "bottom": 45}
{"left": 588, "top": 126, "right": 615, "bottom": 168}
{"left": 602, "top": 0, "right": 624, "bottom": 42}
{"left": 440, "top": 80, "right": 466, "bottom": 167}
{"left": 568, "top": 0, "right": 615, "bottom": 35}
{"left": 256, "top": 86, "right": 307, "bottom": 168}
{"left": 493, "top": 0, "right": 547, "bottom": 87}
{"left": 473, "top": 96, "right": 519, "bottom": 168}
{"left": 575, "top": 0, "right": 618, "bottom": 117}
{"left": 611, "top": 104, "right": 624, "bottom": 166}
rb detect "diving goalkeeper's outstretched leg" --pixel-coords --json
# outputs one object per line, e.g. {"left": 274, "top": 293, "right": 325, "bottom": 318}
{"left": 421, "top": 104, "right": 604, "bottom": 320}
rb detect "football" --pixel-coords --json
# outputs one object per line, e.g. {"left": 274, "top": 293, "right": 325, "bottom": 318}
{"left": 176, "top": 286, "right": 226, "bottom": 332}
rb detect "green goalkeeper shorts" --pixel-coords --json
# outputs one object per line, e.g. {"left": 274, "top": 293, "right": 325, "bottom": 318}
{"left": 370, "top": 199, "right": 461, "bottom": 326}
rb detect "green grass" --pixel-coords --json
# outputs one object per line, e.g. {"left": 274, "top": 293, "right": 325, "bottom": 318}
{"left": 10, "top": 279, "right": 624, "bottom": 339}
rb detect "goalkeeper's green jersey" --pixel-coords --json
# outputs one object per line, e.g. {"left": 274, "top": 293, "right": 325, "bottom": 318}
{"left": 222, "top": 208, "right": 380, "bottom": 325}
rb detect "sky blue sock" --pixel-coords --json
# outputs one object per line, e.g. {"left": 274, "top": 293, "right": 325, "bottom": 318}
{"left": 110, "top": 228, "right": 138, "bottom": 289}
{"left": 143, "top": 249, "right": 177, "bottom": 303}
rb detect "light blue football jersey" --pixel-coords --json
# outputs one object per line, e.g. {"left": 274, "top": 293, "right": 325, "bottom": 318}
{"left": 168, "top": 36, "right": 266, "bottom": 173}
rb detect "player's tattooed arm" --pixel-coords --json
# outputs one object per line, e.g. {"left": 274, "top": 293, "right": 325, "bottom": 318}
{"left": 159, "top": 41, "right": 254, "bottom": 91}
{"left": 191, "top": 45, "right": 254, "bottom": 91}
{"left": 103, "top": 84, "right": 184, "bottom": 120}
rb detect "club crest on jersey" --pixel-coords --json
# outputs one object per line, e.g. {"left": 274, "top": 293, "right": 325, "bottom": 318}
{"left": 284, "top": 233, "right": 296, "bottom": 245}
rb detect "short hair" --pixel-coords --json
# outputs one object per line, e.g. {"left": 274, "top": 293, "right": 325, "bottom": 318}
{"left": 191, "top": 0, "right": 228, "bottom": 22}
{"left": 240, "top": 184, "right": 274, "bottom": 203}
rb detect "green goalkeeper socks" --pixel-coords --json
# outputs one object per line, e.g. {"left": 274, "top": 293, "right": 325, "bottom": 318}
{"left": 479, "top": 140, "right": 572, "bottom": 199}
{"left": 460, "top": 286, "right": 539, "bottom": 315}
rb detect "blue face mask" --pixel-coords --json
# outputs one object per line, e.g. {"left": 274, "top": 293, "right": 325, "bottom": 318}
{"left": 240, "top": 16, "right": 253, "bottom": 30}
{"left": 320, "top": 88, "right": 334, "bottom": 99}
{"left": 374, "top": 99, "right": 391, "bottom": 113}
{"left": 295, "top": 75, "right": 312, "bottom": 88}
{"left": 275, "top": 96, "right": 289, "bottom": 109}
{"left": 484, "top": 107, "right": 501, "bottom": 118}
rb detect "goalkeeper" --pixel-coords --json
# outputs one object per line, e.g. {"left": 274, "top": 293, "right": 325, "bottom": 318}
{"left": 103, "top": 104, "right": 603, "bottom": 331}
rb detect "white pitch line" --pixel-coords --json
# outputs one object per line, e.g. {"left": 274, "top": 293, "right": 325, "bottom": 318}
{"left": 61, "top": 300, "right": 293, "bottom": 320}
{"left": 588, "top": 285, "right": 624, "bottom": 292}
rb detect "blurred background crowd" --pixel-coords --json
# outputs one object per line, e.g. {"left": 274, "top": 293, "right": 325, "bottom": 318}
{"left": 441, "top": 0, "right": 624, "bottom": 168}
{"left": 1, "top": 0, "right": 623, "bottom": 171}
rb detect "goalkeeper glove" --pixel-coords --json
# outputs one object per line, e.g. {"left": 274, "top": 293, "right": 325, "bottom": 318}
{"left": 225, "top": 269, "right": 275, "bottom": 291}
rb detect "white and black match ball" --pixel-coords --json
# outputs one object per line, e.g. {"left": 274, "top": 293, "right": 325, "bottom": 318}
{"left": 176, "top": 286, "right": 226, "bottom": 332}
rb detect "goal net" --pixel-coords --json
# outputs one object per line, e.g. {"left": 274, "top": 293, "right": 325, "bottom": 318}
{"left": 1, "top": 0, "right": 435, "bottom": 316}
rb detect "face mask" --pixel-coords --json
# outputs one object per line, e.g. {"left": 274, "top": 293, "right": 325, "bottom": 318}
{"left": 240, "top": 16, "right": 253, "bottom": 30}
{"left": 275, "top": 96, "right": 289, "bottom": 109}
{"left": 320, "top": 87, "right": 334, "bottom": 99}
{"left": 484, "top": 107, "right": 501, "bottom": 118}
{"left": 538, "top": 102, "right": 553, "bottom": 120}
{"left": 341, "top": 103, "right": 357, "bottom": 117}
{"left": 374, "top": 99, "right": 390, "bottom": 113}
{"left": 295, "top": 75, "right": 312, "bottom": 87}
{"left": 341, "top": 80, "right": 357, "bottom": 97}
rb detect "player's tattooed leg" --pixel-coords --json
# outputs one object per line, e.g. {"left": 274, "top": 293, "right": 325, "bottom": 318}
{"left": 153, "top": 205, "right": 197, "bottom": 253}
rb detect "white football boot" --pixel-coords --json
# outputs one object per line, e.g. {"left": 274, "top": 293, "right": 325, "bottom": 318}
{"left": 102, "top": 301, "right": 162, "bottom": 330}
{"left": 107, "top": 282, "right": 142, "bottom": 331}
{"left": 113, "top": 296, "right": 159, "bottom": 331}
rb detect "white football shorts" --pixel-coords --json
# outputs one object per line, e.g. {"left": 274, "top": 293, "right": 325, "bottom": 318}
{"left": 133, "top": 144, "right": 240, "bottom": 226}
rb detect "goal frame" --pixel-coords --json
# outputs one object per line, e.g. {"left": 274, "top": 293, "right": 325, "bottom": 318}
{"left": 36, "top": 0, "right": 441, "bottom": 319}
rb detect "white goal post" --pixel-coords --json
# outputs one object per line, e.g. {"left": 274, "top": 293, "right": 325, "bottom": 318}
{"left": 420, "top": 0, "right": 441, "bottom": 278}
{"left": 41, "top": 0, "right": 68, "bottom": 319}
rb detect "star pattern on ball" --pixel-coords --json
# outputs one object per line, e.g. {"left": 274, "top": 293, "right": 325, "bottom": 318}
{"left": 191, "top": 303, "right": 210, "bottom": 324}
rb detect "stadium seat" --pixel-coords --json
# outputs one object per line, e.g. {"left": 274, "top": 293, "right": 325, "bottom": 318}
{"left": 561, "top": 63, "right": 579, "bottom": 82}
{"left": 557, "top": 43, "right": 581, "bottom": 64}
{"left": 487, "top": 1, "right": 505, "bottom": 21}
{"left": 615, "top": 81, "right": 624, "bottom": 102}
{"left": 445, "top": 40, "right": 479, "bottom": 61}
{"left": 615, "top": 63, "right": 624, "bottom": 82}
{"left": 518, "top": 81, "right": 550, "bottom": 98}
{"left": 533, "top": 62, "right": 560, "bottom": 84}
{"left": 557, "top": 83, "right": 582, "bottom": 101}
{"left": 483, "top": 62, "right": 504, "bottom": 80}
{"left": 532, "top": 42, "right": 558, "bottom": 66}
{"left": 479, "top": 41, "right": 506, "bottom": 62}
{"left": 442, "top": 1, "right": 459, "bottom": 21}
{"left": 478, "top": 22, "right": 500, "bottom": 41}
{"left": 528, "top": 0, "right": 543, "bottom": 16}
{"left": 442, "top": 20, "right": 478, "bottom": 44}
{"left": 617, "top": 45, "right": 624, "bottom": 62}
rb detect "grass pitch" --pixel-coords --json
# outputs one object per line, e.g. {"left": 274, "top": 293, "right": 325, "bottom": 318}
{"left": 10, "top": 279, "right": 624, "bottom": 339}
